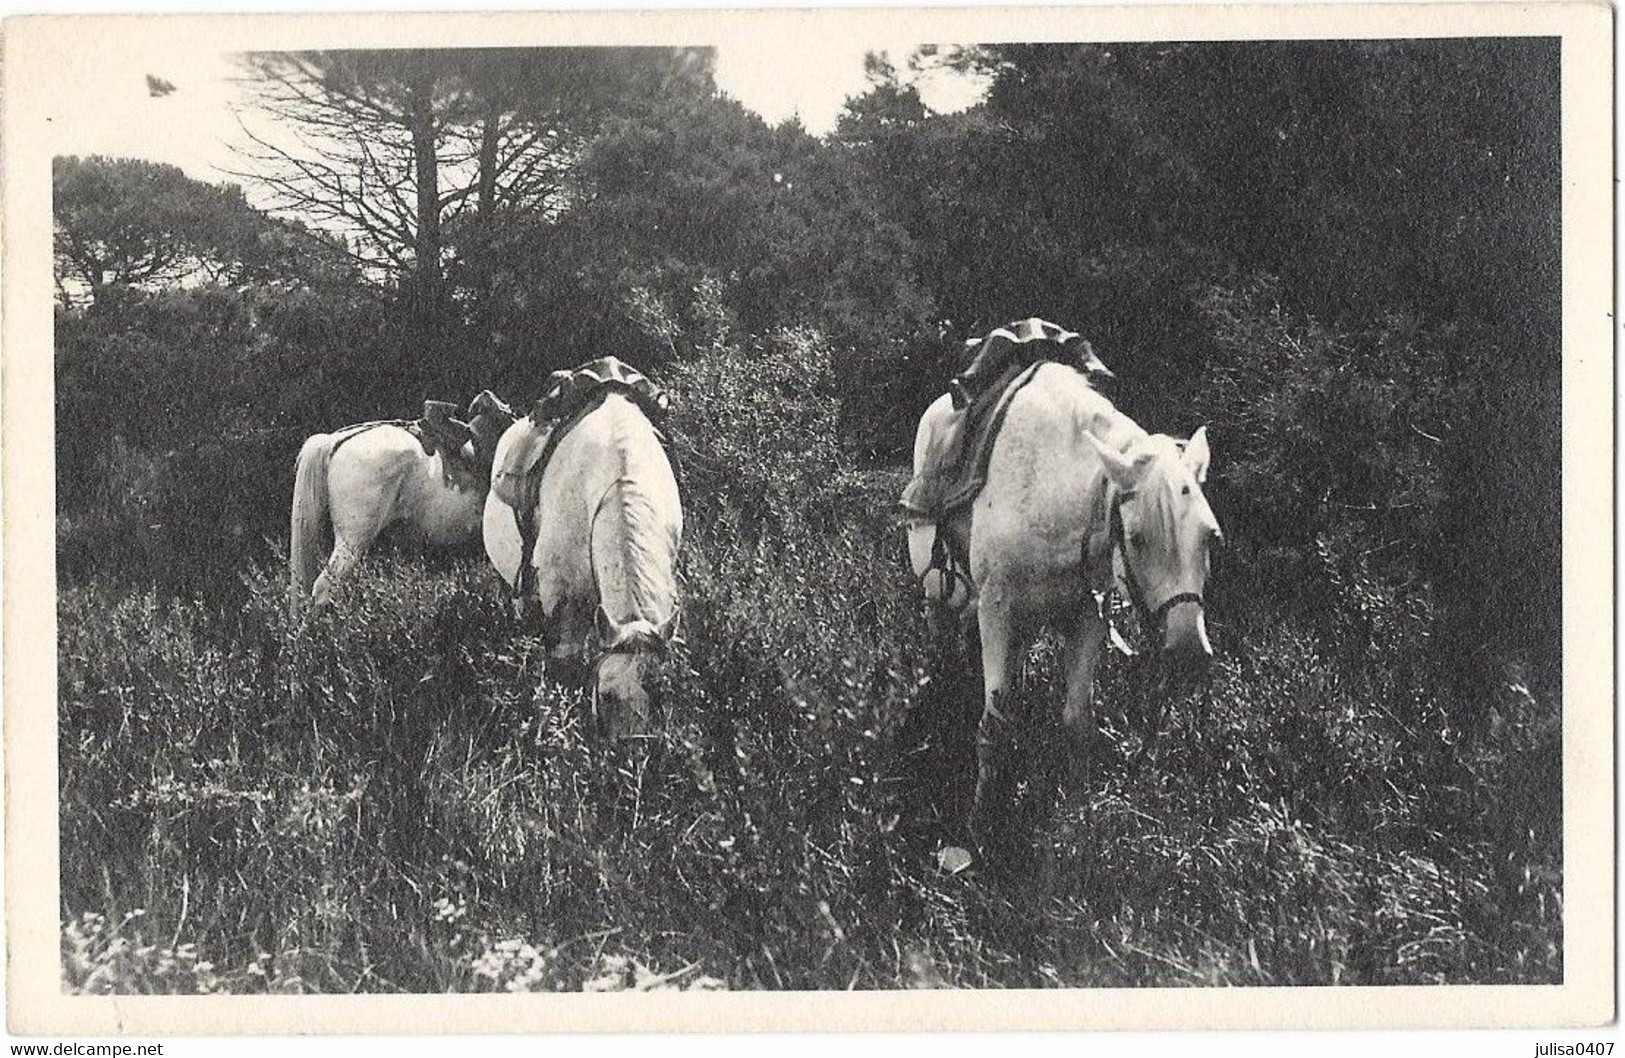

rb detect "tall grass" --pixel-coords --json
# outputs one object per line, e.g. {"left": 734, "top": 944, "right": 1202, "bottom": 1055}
{"left": 58, "top": 495, "right": 1559, "bottom": 992}
{"left": 57, "top": 322, "right": 1559, "bottom": 992}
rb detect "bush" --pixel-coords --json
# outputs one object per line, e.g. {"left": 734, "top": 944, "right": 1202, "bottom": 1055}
{"left": 637, "top": 278, "right": 875, "bottom": 537}
{"left": 55, "top": 299, "right": 1558, "bottom": 995}
{"left": 1192, "top": 276, "right": 1456, "bottom": 565}
{"left": 59, "top": 496, "right": 1561, "bottom": 992}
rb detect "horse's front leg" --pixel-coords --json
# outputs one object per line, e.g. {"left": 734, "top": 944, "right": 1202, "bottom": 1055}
{"left": 970, "top": 592, "right": 1025, "bottom": 851}
{"left": 1060, "top": 609, "right": 1110, "bottom": 790}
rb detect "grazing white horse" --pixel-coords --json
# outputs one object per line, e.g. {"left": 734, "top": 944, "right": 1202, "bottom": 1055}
{"left": 483, "top": 390, "right": 682, "bottom": 737}
{"left": 289, "top": 392, "right": 514, "bottom": 615}
{"left": 906, "top": 362, "right": 1221, "bottom": 841}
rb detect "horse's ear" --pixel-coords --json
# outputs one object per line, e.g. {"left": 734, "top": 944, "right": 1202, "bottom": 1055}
{"left": 1183, "top": 426, "right": 1211, "bottom": 484}
{"left": 1085, "top": 431, "right": 1138, "bottom": 489}
{"left": 1078, "top": 340, "right": 1115, "bottom": 380}
{"left": 469, "top": 390, "right": 515, "bottom": 421}
{"left": 656, "top": 609, "right": 681, "bottom": 644}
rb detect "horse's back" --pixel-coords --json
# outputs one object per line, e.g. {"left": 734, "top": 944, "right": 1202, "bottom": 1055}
{"left": 971, "top": 364, "right": 1126, "bottom": 600}
{"left": 545, "top": 394, "right": 678, "bottom": 510}
{"left": 328, "top": 424, "right": 481, "bottom": 545}
{"left": 488, "top": 392, "right": 680, "bottom": 612}
{"left": 324, "top": 425, "right": 419, "bottom": 490}
{"left": 546, "top": 394, "right": 680, "bottom": 583}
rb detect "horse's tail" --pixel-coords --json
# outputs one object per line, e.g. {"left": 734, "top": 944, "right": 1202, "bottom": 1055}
{"left": 289, "top": 433, "right": 336, "bottom": 613}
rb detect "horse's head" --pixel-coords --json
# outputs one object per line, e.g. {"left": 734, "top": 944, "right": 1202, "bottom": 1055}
{"left": 591, "top": 608, "right": 679, "bottom": 738}
{"left": 1086, "top": 427, "right": 1223, "bottom": 664}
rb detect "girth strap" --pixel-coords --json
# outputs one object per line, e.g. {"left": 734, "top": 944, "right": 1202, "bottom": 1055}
{"left": 511, "top": 392, "right": 612, "bottom": 600}
{"left": 327, "top": 419, "right": 408, "bottom": 457}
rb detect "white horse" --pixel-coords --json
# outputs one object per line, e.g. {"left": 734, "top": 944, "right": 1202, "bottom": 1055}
{"left": 483, "top": 390, "right": 682, "bottom": 737}
{"left": 906, "top": 362, "right": 1221, "bottom": 841}
{"left": 289, "top": 392, "right": 514, "bottom": 615}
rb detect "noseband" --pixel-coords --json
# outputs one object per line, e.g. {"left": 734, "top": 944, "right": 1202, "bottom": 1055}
{"left": 596, "top": 627, "right": 671, "bottom": 662}
{"left": 1108, "top": 495, "right": 1204, "bottom": 632}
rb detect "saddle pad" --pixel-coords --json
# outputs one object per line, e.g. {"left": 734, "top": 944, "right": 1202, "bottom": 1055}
{"left": 531, "top": 356, "right": 670, "bottom": 429}
{"left": 496, "top": 363, "right": 673, "bottom": 600}
{"left": 965, "top": 317, "right": 1082, "bottom": 360}
{"left": 900, "top": 360, "right": 1047, "bottom": 520}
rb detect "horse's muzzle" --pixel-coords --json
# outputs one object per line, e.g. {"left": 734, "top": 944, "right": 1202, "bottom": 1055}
{"left": 1160, "top": 597, "right": 1213, "bottom": 664}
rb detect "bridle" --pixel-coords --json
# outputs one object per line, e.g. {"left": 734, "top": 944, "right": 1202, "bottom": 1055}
{"left": 1107, "top": 489, "right": 1205, "bottom": 635}
{"left": 586, "top": 603, "right": 676, "bottom": 738}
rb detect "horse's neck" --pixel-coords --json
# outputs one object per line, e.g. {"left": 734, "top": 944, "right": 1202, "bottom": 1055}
{"left": 1080, "top": 395, "right": 1147, "bottom": 454}
{"left": 589, "top": 404, "right": 677, "bottom": 622}
{"left": 471, "top": 418, "right": 510, "bottom": 470}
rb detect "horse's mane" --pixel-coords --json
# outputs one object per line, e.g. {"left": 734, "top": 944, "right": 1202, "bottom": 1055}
{"left": 1057, "top": 367, "right": 1145, "bottom": 453}
{"left": 598, "top": 398, "right": 678, "bottom": 623}
{"left": 1053, "top": 371, "right": 1197, "bottom": 549}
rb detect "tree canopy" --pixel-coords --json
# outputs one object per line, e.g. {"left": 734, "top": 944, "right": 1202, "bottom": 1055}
{"left": 53, "top": 155, "right": 351, "bottom": 307}
{"left": 55, "top": 40, "right": 1563, "bottom": 691}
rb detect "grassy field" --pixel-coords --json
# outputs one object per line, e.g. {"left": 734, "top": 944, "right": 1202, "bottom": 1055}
{"left": 57, "top": 473, "right": 1561, "bottom": 993}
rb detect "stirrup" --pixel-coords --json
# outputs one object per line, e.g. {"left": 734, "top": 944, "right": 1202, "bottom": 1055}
{"left": 921, "top": 527, "right": 972, "bottom": 606}
{"left": 918, "top": 561, "right": 972, "bottom": 605}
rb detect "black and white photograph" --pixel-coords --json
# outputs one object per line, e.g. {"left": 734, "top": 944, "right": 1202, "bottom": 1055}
{"left": 3, "top": 3, "right": 1613, "bottom": 1038}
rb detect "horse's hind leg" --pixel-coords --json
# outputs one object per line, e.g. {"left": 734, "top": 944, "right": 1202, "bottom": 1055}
{"left": 313, "top": 476, "right": 398, "bottom": 607}
{"left": 970, "top": 594, "right": 1025, "bottom": 852}
{"left": 311, "top": 534, "right": 367, "bottom": 608}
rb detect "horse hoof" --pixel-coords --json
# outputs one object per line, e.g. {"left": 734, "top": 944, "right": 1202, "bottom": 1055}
{"left": 937, "top": 845, "right": 974, "bottom": 874}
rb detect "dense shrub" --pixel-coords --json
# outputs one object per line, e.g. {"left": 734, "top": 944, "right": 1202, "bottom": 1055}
{"left": 59, "top": 556, "right": 1562, "bottom": 989}
{"left": 53, "top": 40, "right": 1564, "bottom": 993}
{"left": 1192, "top": 279, "right": 1444, "bottom": 558}
{"left": 55, "top": 282, "right": 1562, "bottom": 992}
{"left": 60, "top": 500, "right": 1561, "bottom": 992}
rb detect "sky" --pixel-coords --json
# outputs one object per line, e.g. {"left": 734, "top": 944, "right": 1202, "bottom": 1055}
{"left": 47, "top": 40, "right": 988, "bottom": 193}
{"left": 713, "top": 39, "right": 987, "bottom": 133}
